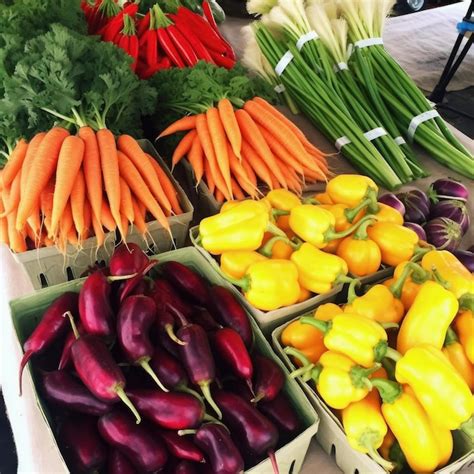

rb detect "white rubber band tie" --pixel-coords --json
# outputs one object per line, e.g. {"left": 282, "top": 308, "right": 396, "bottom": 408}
{"left": 274, "top": 84, "right": 286, "bottom": 93}
{"left": 364, "top": 127, "right": 387, "bottom": 141}
{"left": 394, "top": 136, "right": 406, "bottom": 145}
{"left": 335, "top": 136, "right": 351, "bottom": 150}
{"left": 296, "top": 31, "right": 319, "bottom": 50}
{"left": 407, "top": 110, "right": 440, "bottom": 141}
{"left": 354, "top": 37, "right": 384, "bottom": 48}
{"left": 333, "top": 62, "right": 349, "bottom": 73}
{"left": 275, "top": 51, "right": 294, "bottom": 76}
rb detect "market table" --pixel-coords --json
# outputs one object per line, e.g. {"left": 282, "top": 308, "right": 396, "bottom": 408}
{"left": 1, "top": 4, "right": 473, "bottom": 474}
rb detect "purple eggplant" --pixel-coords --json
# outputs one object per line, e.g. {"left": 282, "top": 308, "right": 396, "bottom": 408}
{"left": 161, "top": 261, "right": 209, "bottom": 305}
{"left": 430, "top": 199, "right": 470, "bottom": 235}
{"left": 468, "top": 245, "right": 474, "bottom": 253}
{"left": 151, "top": 279, "right": 193, "bottom": 326}
{"left": 108, "top": 449, "right": 137, "bottom": 474}
{"left": 259, "top": 393, "right": 300, "bottom": 437}
{"left": 452, "top": 250, "right": 474, "bottom": 272}
{"left": 157, "top": 429, "right": 205, "bottom": 462}
{"left": 378, "top": 194, "right": 405, "bottom": 216}
{"left": 403, "top": 222, "right": 427, "bottom": 241}
{"left": 157, "top": 310, "right": 186, "bottom": 346}
{"left": 428, "top": 178, "right": 469, "bottom": 203}
{"left": 252, "top": 355, "right": 285, "bottom": 403}
{"left": 109, "top": 243, "right": 150, "bottom": 276}
{"left": 424, "top": 217, "right": 463, "bottom": 251}
{"left": 396, "top": 190, "right": 430, "bottom": 224}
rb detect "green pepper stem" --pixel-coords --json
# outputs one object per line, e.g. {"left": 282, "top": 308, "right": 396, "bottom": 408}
{"left": 444, "top": 327, "right": 459, "bottom": 347}
{"left": 140, "top": 359, "right": 169, "bottom": 392}
{"left": 63, "top": 311, "right": 79, "bottom": 339}
{"left": 431, "top": 268, "right": 451, "bottom": 290}
{"left": 336, "top": 274, "right": 359, "bottom": 286}
{"left": 310, "top": 364, "right": 322, "bottom": 385}
{"left": 266, "top": 221, "right": 287, "bottom": 237}
{"left": 459, "top": 293, "right": 474, "bottom": 312}
{"left": 272, "top": 209, "right": 290, "bottom": 217}
{"left": 411, "top": 245, "right": 433, "bottom": 262}
{"left": 460, "top": 416, "right": 474, "bottom": 439}
{"left": 367, "top": 445, "right": 395, "bottom": 471}
{"left": 302, "top": 197, "right": 320, "bottom": 205}
{"left": 259, "top": 236, "right": 292, "bottom": 257}
{"left": 380, "top": 322, "right": 399, "bottom": 330}
{"left": 116, "top": 386, "right": 141, "bottom": 424}
{"left": 200, "top": 381, "right": 222, "bottom": 420}
{"left": 389, "top": 262, "right": 427, "bottom": 299}
{"left": 299, "top": 316, "right": 330, "bottom": 334}
{"left": 350, "top": 363, "right": 380, "bottom": 389}
{"left": 324, "top": 215, "right": 377, "bottom": 242}
{"left": 371, "top": 378, "right": 403, "bottom": 404}
{"left": 283, "top": 346, "right": 315, "bottom": 380}
{"left": 382, "top": 358, "right": 396, "bottom": 381}
{"left": 352, "top": 217, "right": 377, "bottom": 240}
{"left": 213, "top": 265, "right": 251, "bottom": 292}
{"left": 345, "top": 195, "right": 378, "bottom": 223}
{"left": 346, "top": 279, "right": 361, "bottom": 304}
{"left": 384, "top": 347, "right": 402, "bottom": 363}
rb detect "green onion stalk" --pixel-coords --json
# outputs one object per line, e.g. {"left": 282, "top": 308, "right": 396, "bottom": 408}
{"left": 254, "top": 23, "right": 402, "bottom": 189}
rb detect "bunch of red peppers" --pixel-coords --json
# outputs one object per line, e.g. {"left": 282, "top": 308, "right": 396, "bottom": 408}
{"left": 19, "top": 244, "right": 297, "bottom": 473}
{"left": 81, "top": 0, "right": 236, "bottom": 78}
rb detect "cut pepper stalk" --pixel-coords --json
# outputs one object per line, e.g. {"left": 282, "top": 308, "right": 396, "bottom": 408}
{"left": 389, "top": 262, "right": 431, "bottom": 299}
{"left": 459, "top": 293, "right": 474, "bottom": 313}
{"left": 323, "top": 215, "right": 378, "bottom": 243}
{"left": 259, "top": 235, "right": 301, "bottom": 257}
{"left": 345, "top": 188, "right": 379, "bottom": 223}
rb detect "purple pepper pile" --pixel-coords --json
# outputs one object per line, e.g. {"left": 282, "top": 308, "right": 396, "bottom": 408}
{"left": 18, "top": 243, "right": 301, "bottom": 474}
{"left": 379, "top": 178, "right": 472, "bottom": 270}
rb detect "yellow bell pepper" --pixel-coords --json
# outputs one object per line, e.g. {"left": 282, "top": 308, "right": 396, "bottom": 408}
{"left": 443, "top": 327, "right": 474, "bottom": 390}
{"left": 379, "top": 431, "right": 406, "bottom": 473}
{"left": 275, "top": 214, "right": 292, "bottom": 234}
{"left": 291, "top": 243, "right": 353, "bottom": 294}
{"left": 421, "top": 250, "right": 474, "bottom": 300}
{"left": 220, "top": 200, "right": 241, "bottom": 213}
{"left": 395, "top": 345, "right": 474, "bottom": 432}
{"left": 367, "top": 222, "right": 429, "bottom": 267}
{"left": 199, "top": 200, "right": 284, "bottom": 255}
{"left": 326, "top": 174, "right": 379, "bottom": 212}
{"left": 454, "top": 309, "right": 474, "bottom": 364}
{"left": 322, "top": 238, "right": 342, "bottom": 254}
{"left": 299, "top": 313, "right": 398, "bottom": 368}
{"left": 342, "top": 390, "right": 393, "bottom": 471}
{"left": 220, "top": 250, "right": 267, "bottom": 279}
{"left": 286, "top": 348, "right": 379, "bottom": 409}
{"left": 265, "top": 189, "right": 301, "bottom": 211}
{"left": 314, "top": 303, "right": 343, "bottom": 320}
{"left": 397, "top": 280, "right": 459, "bottom": 354}
{"left": 384, "top": 261, "right": 431, "bottom": 311}
{"left": 296, "top": 286, "right": 311, "bottom": 303}
{"left": 314, "top": 192, "right": 333, "bottom": 204}
{"left": 281, "top": 320, "right": 326, "bottom": 365}
{"left": 344, "top": 280, "right": 404, "bottom": 324}
{"left": 371, "top": 379, "right": 447, "bottom": 473}
{"left": 259, "top": 235, "right": 296, "bottom": 259}
{"left": 336, "top": 218, "right": 382, "bottom": 277}
{"left": 319, "top": 204, "right": 365, "bottom": 232}
{"left": 224, "top": 259, "right": 300, "bottom": 311}
{"left": 374, "top": 203, "right": 404, "bottom": 225}
{"left": 288, "top": 204, "right": 375, "bottom": 249}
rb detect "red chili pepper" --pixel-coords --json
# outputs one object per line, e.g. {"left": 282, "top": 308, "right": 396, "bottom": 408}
{"left": 157, "top": 28, "right": 185, "bottom": 67}
{"left": 137, "top": 10, "right": 151, "bottom": 37}
{"left": 173, "top": 20, "right": 215, "bottom": 63}
{"left": 128, "top": 35, "right": 139, "bottom": 71}
{"left": 201, "top": 1, "right": 219, "bottom": 33}
{"left": 208, "top": 49, "right": 236, "bottom": 69}
{"left": 146, "top": 29, "right": 158, "bottom": 67}
{"left": 166, "top": 25, "right": 198, "bottom": 67}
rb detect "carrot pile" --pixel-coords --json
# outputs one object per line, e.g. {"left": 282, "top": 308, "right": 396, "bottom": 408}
{"left": 0, "top": 127, "right": 183, "bottom": 253}
{"left": 160, "top": 97, "right": 329, "bottom": 203}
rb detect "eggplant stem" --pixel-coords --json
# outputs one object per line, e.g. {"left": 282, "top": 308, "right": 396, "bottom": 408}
{"left": 115, "top": 386, "right": 141, "bottom": 424}
{"left": 178, "top": 429, "right": 197, "bottom": 436}
{"left": 140, "top": 359, "right": 169, "bottom": 392}
{"left": 200, "top": 381, "right": 222, "bottom": 420}
{"left": 63, "top": 311, "right": 79, "bottom": 339}
{"left": 178, "top": 385, "right": 204, "bottom": 402}
{"left": 268, "top": 450, "right": 280, "bottom": 474}
{"left": 250, "top": 392, "right": 265, "bottom": 404}
{"left": 166, "top": 324, "right": 186, "bottom": 345}
{"left": 107, "top": 273, "right": 138, "bottom": 282}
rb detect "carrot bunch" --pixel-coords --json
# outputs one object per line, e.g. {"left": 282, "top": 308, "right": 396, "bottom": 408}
{"left": 160, "top": 97, "right": 329, "bottom": 203}
{"left": 0, "top": 128, "right": 183, "bottom": 254}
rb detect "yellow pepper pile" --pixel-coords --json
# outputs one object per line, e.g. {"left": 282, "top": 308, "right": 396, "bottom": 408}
{"left": 197, "top": 174, "right": 432, "bottom": 311}
{"left": 282, "top": 250, "right": 474, "bottom": 472}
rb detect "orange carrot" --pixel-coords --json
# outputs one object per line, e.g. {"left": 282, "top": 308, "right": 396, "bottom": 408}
{"left": 0, "top": 170, "right": 21, "bottom": 217}
{"left": 0, "top": 198, "right": 9, "bottom": 246}
{"left": 68, "top": 227, "right": 79, "bottom": 247}
{"left": 50, "top": 135, "right": 85, "bottom": 236}
{"left": 117, "top": 135, "right": 172, "bottom": 214}
{"left": 132, "top": 199, "right": 147, "bottom": 235}
{"left": 171, "top": 130, "right": 197, "bottom": 170}
{"left": 60, "top": 200, "right": 74, "bottom": 237}
{"left": 117, "top": 151, "right": 171, "bottom": 233}
{"left": 2, "top": 139, "right": 28, "bottom": 188}
{"left": 218, "top": 98, "right": 241, "bottom": 158}
{"left": 227, "top": 143, "right": 257, "bottom": 197}
{"left": 120, "top": 214, "right": 129, "bottom": 239}
{"left": 240, "top": 155, "right": 257, "bottom": 189}
{"left": 97, "top": 128, "right": 122, "bottom": 236}
{"left": 235, "top": 109, "right": 287, "bottom": 188}
{"left": 91, "top": 212, "right": 105, "bottom": 248}
{"left": 206, "top": 107, "right": 232, "bottom": 197}
{"left": 119, "top": 177, "right": 134, "bottom": 224}
{"left": 241, "top": 141, "right": 273, "bottom": 190}
{"left": 195, "top": 114, "right": 231, "bottom": 200}
{"left": 214, "top": 189, "right": 225, "bottom": 204}
{"left": 187, "top": 134, "right": 204, "bottom": 184}
{"left": 230, "top": 178, "right": 245, "bottom": 200}
{"left": 40, "top": 180, "right": 55, "bottom": 236}
{"left": 203, "top": 158, "right": 215, "bottom": 194}
{"left": 101, "top": 200, "right": 117, "bottom": 232}
{"left": 82, "top": 198, "right": 92, "bottom": 241}
{"left": 158, "top": 115, "right": 197, "bottom": 138}
{"left": 71, "top": 169, "right": 86, "bottom": 237}
{"left": 16, "top": 127, "right": 70, "bottom": 230}
{"left": 78, "top": 127, "right": 103, "bottom": 223}
{"left": 146, "top": 154, "right": 183, "bottom": 215}
{"left": 26, "top": 204, "right": 41, "bottom": 243}
{"left": 7, "top": 209, "right": 27, "bottom": 253}
{"left": 20, "top": 132, "right": 46, "bottom": 199}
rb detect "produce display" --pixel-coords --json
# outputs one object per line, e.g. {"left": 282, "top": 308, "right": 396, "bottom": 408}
{"left": 243, "top": 0, "right": 474, "bottom": 187}
{"left": 194, "top": 174, "right": 435, "bottom": 311}
{"left": 160, "top": 96, "right": 328, "bottom": 201}
{"left": 0, "top": 129, "right": 184, "bottom": 253}
{"left": 17, "top": 244, "right": 304, "bottom": 473}
{"left": 280, "top": 249, "right": 474, "bottom": 472}
{"left": 82, "top": 0, "right": 236, "bottom": 77}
